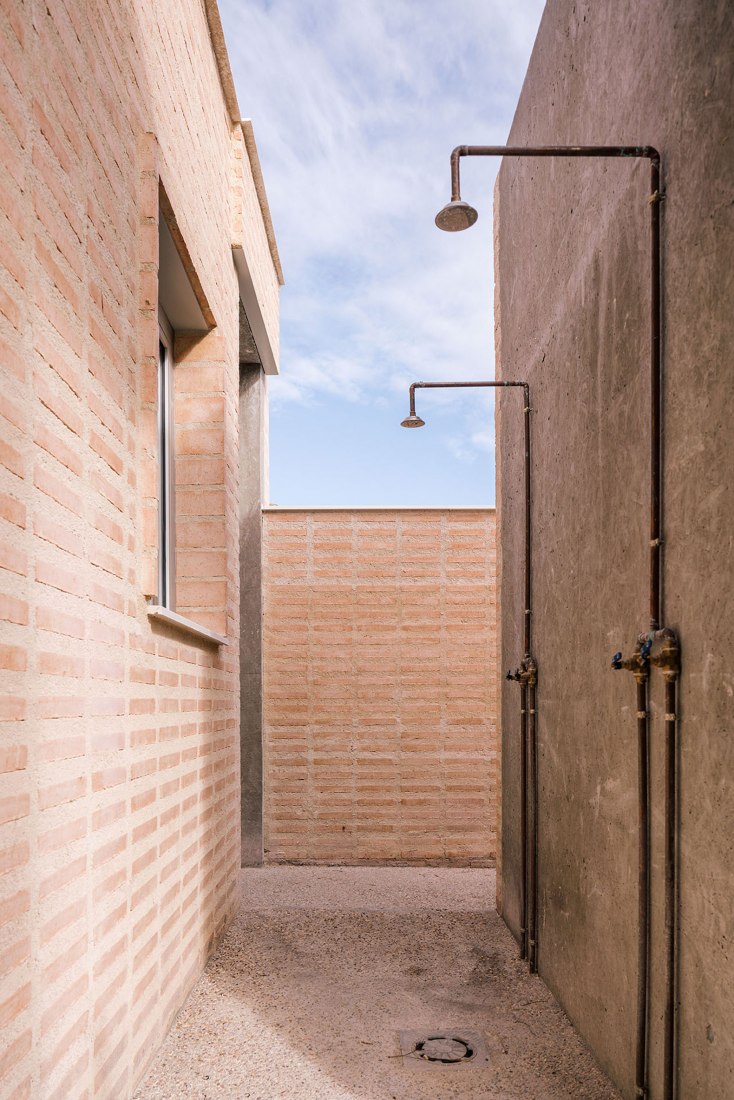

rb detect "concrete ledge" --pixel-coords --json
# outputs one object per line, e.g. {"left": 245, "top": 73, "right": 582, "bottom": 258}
{"left": 262, "top": 858, "right": 497, "bottom": 868}
{"left": 147, "top": 606, "right": 228, "bottom": 646}
{"left": 233, "top": 245, "right": 279, "bottom": 376}
{"left": 263, "top": 505, "right": 496, "bottom": 512}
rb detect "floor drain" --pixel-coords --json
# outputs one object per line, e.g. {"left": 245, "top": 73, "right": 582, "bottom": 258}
{"left": 397, "top": 1029, "right": 490, "bottom": 1070}
{"left": 415, "top": 1036, "right": 473, "bottom": 1063}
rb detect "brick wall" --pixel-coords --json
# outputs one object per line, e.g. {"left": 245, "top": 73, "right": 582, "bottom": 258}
{"left": 0, "top": 1, "right": 278, "bottom": 1096}
{"left": 262, "top": 509, "right": 497, "bottom": 864}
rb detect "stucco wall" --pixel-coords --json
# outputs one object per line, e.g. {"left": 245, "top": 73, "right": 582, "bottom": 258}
{"left": 262, "top": 509, "right": 497, "bottom": 865}
{"left": 495, "top": 3, "right": 734, "bottom": 1098}
{"left": 0, "top": 1, "right": 278, "bottom": 1096}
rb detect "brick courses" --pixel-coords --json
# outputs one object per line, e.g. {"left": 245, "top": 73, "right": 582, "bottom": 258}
{"left": 0, "top": 0, "right": 279, "bottom": 1096}
{"left": 263, "top": 509, "right": 497, "bottom": 865}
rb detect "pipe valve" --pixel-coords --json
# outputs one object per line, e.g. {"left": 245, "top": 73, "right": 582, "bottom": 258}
{"left": 507, "top": 657, "right": 538, "bottom": 686}
{"left": 612, "top": 645, "right": 649, "bottom": 677}
{"left": 648, "top": 627, "right": 680, "bottom": 679}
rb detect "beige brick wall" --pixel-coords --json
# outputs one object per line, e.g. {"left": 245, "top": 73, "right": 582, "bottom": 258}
{"left": 263, "top": 509, "right": 497, "bottom": 865}
{"left": 0, "top": 1, "right": 278, "bottom": 1096}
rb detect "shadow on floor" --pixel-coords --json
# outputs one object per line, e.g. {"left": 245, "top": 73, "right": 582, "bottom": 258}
{"left": 135, "top": 867, "right": 620, "bottom": 1100}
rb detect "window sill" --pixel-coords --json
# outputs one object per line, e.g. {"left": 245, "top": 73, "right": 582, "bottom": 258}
{"left": 147, "top": 606, "right": 228, "bottom": 646}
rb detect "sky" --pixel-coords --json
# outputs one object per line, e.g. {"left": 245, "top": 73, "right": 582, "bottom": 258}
{"left": 220, "top": 0, "right": 546, "bottom": 506}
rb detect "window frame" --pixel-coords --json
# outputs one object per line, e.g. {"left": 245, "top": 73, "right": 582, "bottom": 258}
{"left": 157, "top": 308, "right": 176, "bottom": 609}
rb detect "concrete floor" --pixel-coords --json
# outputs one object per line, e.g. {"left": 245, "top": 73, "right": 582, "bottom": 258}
{"left": 136, "top": 867, "right": 621, "bottom": 1100}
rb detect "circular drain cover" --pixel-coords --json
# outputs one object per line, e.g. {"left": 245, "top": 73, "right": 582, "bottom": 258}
{"left": 415, "top": 1036, "right": 473, "bottom": 1063}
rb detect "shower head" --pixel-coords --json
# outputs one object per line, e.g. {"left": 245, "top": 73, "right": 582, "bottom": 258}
{"left": 435, "top": 199, "right": 478, "bottom": 232}
{"left": 401, "top": 414, "right": 426, "bottom": 428}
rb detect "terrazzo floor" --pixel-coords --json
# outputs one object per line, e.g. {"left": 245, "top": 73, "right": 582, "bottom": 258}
{"left": 135, "top": 867, "right": 621, "bottom": 1100}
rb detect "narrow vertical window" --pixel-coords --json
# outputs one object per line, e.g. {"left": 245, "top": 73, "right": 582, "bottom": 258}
{"left": 158, "top": 310, "right": 175, "bottom": 608}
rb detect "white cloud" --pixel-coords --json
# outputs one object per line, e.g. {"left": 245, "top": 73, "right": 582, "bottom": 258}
{"left": 221, "top": 0, "right": 544, "bottom": 464}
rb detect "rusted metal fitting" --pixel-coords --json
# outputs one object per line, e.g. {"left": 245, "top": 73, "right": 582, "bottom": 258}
{"left": 507, "top": 655, "right": 538, "bottom": 687}
{"left": 611, "top": 642, "right": 649, "bottom": 680}
{"left": 648, "top": 627, "right": 680, "bottom": 680}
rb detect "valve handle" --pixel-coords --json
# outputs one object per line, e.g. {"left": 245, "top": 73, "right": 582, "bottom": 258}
{"left": 611, "top": 651, "right": 623, "bottom": 670}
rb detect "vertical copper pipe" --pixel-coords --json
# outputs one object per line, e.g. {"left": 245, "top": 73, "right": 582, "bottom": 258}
{"left": 663, "top": 671, "right": 678, "bottom": 1100}
{"left": 635, "top": 669, "right": 650, "bottom": 1100}
{"left": 523, "top": 388, "right": 532, "bottom": 657}
{"left": 406, "top": 382, "right": 531, "bottom": 651}
{"left": 527, "top": 667, "right": 538, "bottom": 974}
{"left": 520, "top": 681, "right": 528, "bottom": 959}
{"left": 447, "top": 144, "right": 663, "bottom": 629}
{"left": 649, "top": 156, "right": 662, "bottom": 631}
{"left": 405, "top": 379, "right": 534, "bottom": 963}
{"left": 443, "top": 143, "right": 673, "bottom": 1082}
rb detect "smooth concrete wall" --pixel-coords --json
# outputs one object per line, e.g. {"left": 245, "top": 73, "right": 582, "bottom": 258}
{"left": 495, "top": 3, "right": 734, "bottom": 1098}
{"left": 239, "top": 364, "right": 266, "bottom": 866}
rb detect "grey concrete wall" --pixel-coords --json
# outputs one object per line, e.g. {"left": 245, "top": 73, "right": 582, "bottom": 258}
{"left": 239, "top": 363, "right": 266, "bottom": 865}
{"left": 495, "top": 3, "right": 734, "bottom": 1098}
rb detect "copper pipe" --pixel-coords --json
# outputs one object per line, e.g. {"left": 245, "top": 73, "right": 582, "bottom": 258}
{"left": 450, "top": 144, "right": 660, "bottom": 203}
{"left": 616, "top": 628, "right": 680, "bottom": 1098}
{"left": 663, "top": 674, "right": 677, "bottom": 1100}
{"left": 649, "top": 159, "right": 663, "bottom": 632}
{"left": 443, "top": 145, "right": 675, "bottom": 1077}
{"left": 650, "top": 629, "right": 680, "bottom": 1100}
{"left": 520, "top": 681, "right": 528, "bottom": 959}
{"left": 406, "top": 380, "right": 532, "bottom": 656}
{"left": 635, "top": 660, "right": 651, "bottom": 1100}
{"left": 405, "top": 380, "right": 536, "bottom": 966}
{"left": 526, "top": 656, "right": 539, "bottom": 974}
{"left": 508, "top": 656, "right": 536, "bottom": 967}
{"left": 523, "top": 390, "right": 531, "bottom": 657}
{"left": 446, "top": 144, "right": 663, "bottom": 629}
{"left": 613, "top": 640, "right": 652, "bottom": 1098}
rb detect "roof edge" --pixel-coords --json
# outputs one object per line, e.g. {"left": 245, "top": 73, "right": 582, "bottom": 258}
{"left": 240, "top": 120, "right": 285, "bottom": 286}
{"left": 203, "top": 0, "right": 241, "bottom": 122}
{"left": 202, "top": 2, "right": 284, "bottom": 287}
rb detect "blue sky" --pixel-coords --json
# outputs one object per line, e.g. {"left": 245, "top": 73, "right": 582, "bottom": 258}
{"left": 220, "top": 0, "right": 545, "bottom": 506}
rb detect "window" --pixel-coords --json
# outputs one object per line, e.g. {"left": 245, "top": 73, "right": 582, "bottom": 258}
{"left": 146, "top": 191, "right": 227, "bottom": 645}
{"left": 158, "top": 308, "right": 175, "bottom": 608}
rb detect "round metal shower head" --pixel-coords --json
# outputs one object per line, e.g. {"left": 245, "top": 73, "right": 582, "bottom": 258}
{"left": 401, "top": 414, "right": 426, "bottom": 428}
{"left": 435, "top": 200, "right": 478, "bottom": 232}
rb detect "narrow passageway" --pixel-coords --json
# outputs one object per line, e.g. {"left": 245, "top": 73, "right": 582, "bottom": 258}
{"left": 136, "top": 868, "right": 619, "bottom": 1099}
